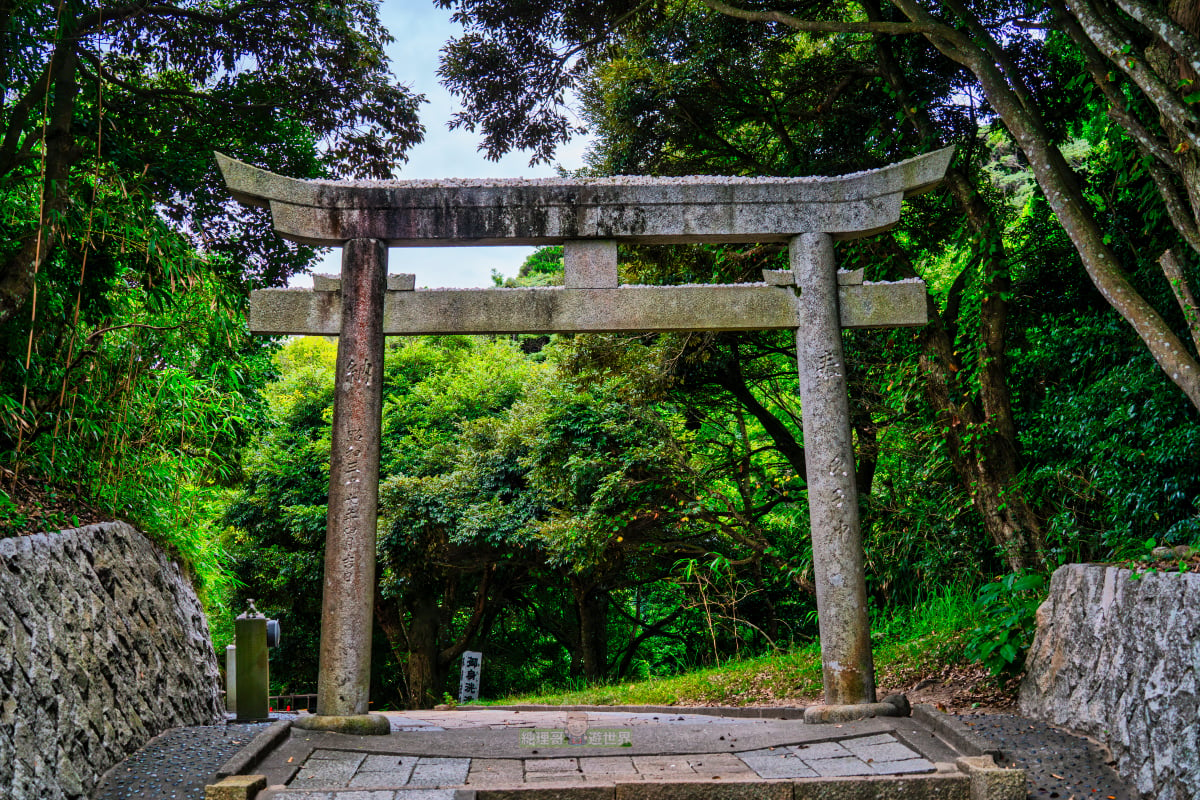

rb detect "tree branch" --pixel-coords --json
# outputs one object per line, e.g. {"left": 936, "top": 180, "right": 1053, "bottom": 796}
{"left": 74, "top": 1, "right": 253, "bottom": 36}
{"left": 1065, "top": 0, "right": 1200, "bottom": 150}
{"left": 75, "top": 47, "right": 283, "bottom": 112}
{"left": 942, "top": 0, "right": 1037, "bottom": 111}
{"left": 0, "top": 57, "right": 56, "bottom": 176}
{"left": 1159, "top": 248, "right": 1200, "bottom": 356}
{"left": 702, "top": 0, "right": 947, "bottom": 36}
{"left": 438, "top": 568, "right": 494, "bottom": 665}
{"left": 1147, "top": 158, "right": 1200, "bottom": 255}
{"left": 1113, "top": 0, "right": 1200, "bottom": 78}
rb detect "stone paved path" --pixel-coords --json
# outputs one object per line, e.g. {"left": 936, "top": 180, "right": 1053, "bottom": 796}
{"left": 271, "top": 730, "right": 936, "bottom": 794}
{"left": 251, "top": 710, "right": 964, "bottom": 798}
{"left": 92, "top": 708, "right": 1137, "bottom": 800}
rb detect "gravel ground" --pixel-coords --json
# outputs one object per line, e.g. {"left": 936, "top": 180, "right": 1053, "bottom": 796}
{"left": 92, "top": 712, "right": 1138, "bottom": 800}
{"left": 92, "top": 723, "right": 271, "bottom": 800}
{"left": 956, "top": 713, "right": 1137, "bottom": 799}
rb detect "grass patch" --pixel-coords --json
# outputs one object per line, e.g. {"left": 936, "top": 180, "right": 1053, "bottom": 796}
{"left": 479, "top": 586, "right": 980, "bottom": 707}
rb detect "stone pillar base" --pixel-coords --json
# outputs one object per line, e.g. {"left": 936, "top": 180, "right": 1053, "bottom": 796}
{"left": 803, "top": 702, "right": 900, "bottom": 724}
{"left": 292, "top": 713, "right": 391, "bottom": 735}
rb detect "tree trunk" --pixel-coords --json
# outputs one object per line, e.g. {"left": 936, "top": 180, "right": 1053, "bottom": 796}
{"left": 572, "top": 582, "right": 609, "bottom": 682}
{"left": 888, "top": 0, "right": 1200, "bottom": 411}
{"left": 860, "top": 2, "right": 1045, "bottom": 567}
{"left": 717, "top": 351, "right": 808, "bottom": 480}
{"left": 0, "top": 45, "right": 79, "bottom": 324}
{"left": 406, "top": 592, "right": 442, "bottom": 709}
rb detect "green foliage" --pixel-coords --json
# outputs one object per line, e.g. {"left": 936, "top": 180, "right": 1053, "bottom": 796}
{"left": 222, "top": 337, "right": 338, "bottom": 692}
{"left": 497, "top": 246, "right": 564, "bottom": 287}
{"left": 964, "top": 571, "right": 1046, "bottom": 676}
{"left": 0, "top": 175, "right": 273, "bottom": 602}
{"left": 0, "top": 0, "right": 425, "bottom": 629}
{"left": 1015, "top": 311, "right": 1200, "bottom": 563}
{"left": 491, "top": 584, "right": 980, "bottom": 706}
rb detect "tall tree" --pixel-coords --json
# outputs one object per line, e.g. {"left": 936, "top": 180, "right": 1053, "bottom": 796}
{"left": 436, "top": 0, "right": 1200, "bottom": 415}
{"left": 439, "top": 2, "right": 1046, "bottom": 566}
{"left": 0, "top": 0, "right": 424, "bottom": 323}
{"left": 701, "top": 0, "right": 1200, "bottom": 410}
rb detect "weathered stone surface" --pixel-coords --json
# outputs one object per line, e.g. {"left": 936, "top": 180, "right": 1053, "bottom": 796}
{"left": 479, "top": 788, "right": 610, "bottom": 800}
{"left": 525, "top": 757, "right": 580, "bottom": 772}
{"left": 791, "top": 774, "right": 969, "bottom": 799}
{"left": 316, "top": 238, "right": 387, "bottom": 720}
{"left": 614, "top": 780, "right": 792, "bottom": 800}
{"left": 793, "top": 233, "right": 874, "bottom": 706}
{"left": 1019, "top": 563, "right": 1200, "bottom": 800}
{"left": 205, "top": 774, "right": 267, "bottom": 800}
{"left": 216, "top": 148, "right": 955, "bottom": 247}
{"left": 804, "top": 703, "right": 899, "bottom": 724}
{"left": 314, "top": 273, "right": 416, "bottom": 292}
{"left": 216, "top": 719, "right": 293, "bottom": 779}
{"left": 881, "top": 693, "right": 912, "bottom": 717}
{"left": 565, "top": 240, "right": 618, "bottom": 288}
{"left": 0, "top": 522, "right": 223, "bottom": 800}
{"left": 408, "top": 757, "right": 471, "bottom": 786}
{"left": 248, "top": 281, "right": 928, "bottom": 337}
{"left": 293, "top": 713, "right": 392, "bottom": 736}
{"left": 954, "top": 756, "right": 1024, "bottom": 800}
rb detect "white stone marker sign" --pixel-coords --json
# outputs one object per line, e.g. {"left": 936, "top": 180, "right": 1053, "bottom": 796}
{"left": 459, "top": 651, "right": 483, "bottom": 703}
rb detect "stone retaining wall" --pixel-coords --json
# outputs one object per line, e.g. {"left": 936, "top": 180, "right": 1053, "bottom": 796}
{"left": 0, "top": 522, "right": 223, "bottom": 799}
{"left": 1019, "top": 562, "right": 1199, "bottom": 800}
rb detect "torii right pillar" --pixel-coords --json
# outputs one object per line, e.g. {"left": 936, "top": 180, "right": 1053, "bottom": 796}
{"left": 793, "top": 232, "right": 876, "bottom": 711}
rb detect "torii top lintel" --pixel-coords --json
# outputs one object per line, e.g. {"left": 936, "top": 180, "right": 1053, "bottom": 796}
{"left": 215, "top": 148, "right": 955, "bottom": 247}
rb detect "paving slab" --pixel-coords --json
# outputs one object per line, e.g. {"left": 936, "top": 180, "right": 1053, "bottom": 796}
{"left": 311, "top": 750, "right": 370, "bottom": 762}
{"left": 291, "top": 754, "right": 366, "bottom": 788}
{"left": 525, "top": 757, "right": 580, "bottom": 773}
{"left": 791, "top": 740, "right": 851, "bottom": 759}
{"left": 465, "top": 758, "right": 524, "bottom": 786}
{"left": 407, "top": 758, "right": 471, "bottom": 787}
{"left": 683, "top": 754, "right": 752, "bottom": 775}
{"left": 806, "top": 756, "right": 875, "bottom": 777}
{"left": 525, "top": 774, "right": 586, "bottom": 783}
{"left": 631, "top": 755, "right": 696, "bottom": 774}
{"left": 872, "top": 757, "right": 936, "bottom": 775}
{"left": 843, "top": 740, "right": 923, "bottom": 762}
{"left": 578, "top": 756, "right": 636, "bottom": 775}
{"left": 737, "top": 754, "right": 819, "bottom": 779}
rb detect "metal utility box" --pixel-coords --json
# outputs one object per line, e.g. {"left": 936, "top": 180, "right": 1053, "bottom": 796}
{"left": 234, "top": 600, "right": 279, "bottom": 722}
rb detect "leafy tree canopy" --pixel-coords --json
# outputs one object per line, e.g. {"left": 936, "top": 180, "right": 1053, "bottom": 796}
{"left": 1, "top": 0, "right": 425, "bottom": 322}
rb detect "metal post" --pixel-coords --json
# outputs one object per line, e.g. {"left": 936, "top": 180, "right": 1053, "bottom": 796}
{"left": 792, "top": 233, "right": 876, "bottom": 706}
{"left": 225, "top": 645, "right": 237, "bottom": 714}
{"left": 299, "top": 238, "right": 390, "bottom": 735}
{"left": 234, "top": 605, "right": 269, "bottom": 722}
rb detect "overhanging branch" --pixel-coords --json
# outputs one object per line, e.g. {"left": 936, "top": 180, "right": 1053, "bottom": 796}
{"left": 702, "top": 0, "right": 946, "bottom": 36}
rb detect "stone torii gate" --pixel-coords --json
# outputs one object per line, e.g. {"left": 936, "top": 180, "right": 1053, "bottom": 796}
{"left": 217, "top": 147, "right": 954, "bottom": 733}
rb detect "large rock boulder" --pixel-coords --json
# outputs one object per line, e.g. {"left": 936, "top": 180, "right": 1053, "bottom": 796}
{"left": 0, "top": 522, "right": 223, "bottom": 800}
{"left": 1019, "top": 563, "right": 1200, "bottom": 800}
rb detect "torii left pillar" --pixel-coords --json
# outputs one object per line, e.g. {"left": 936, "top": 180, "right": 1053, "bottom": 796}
{"left": 294, "top": 238, "right": 391, "bottom": 735}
